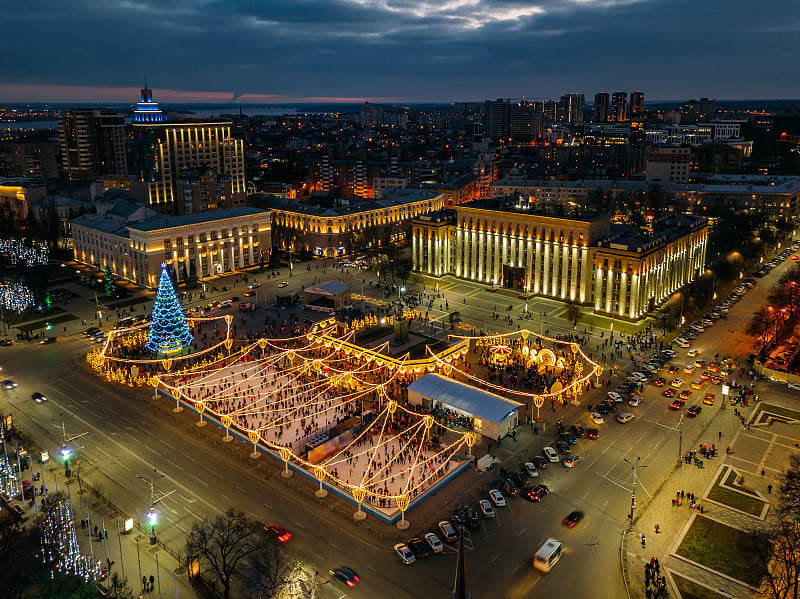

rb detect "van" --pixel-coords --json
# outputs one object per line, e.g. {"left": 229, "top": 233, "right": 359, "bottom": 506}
{"left": 533, "top": 538, "right": 564, "bottom": 572}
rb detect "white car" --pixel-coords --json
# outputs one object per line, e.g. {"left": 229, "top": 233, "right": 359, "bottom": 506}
{"left": 607, "top": 391, "right": 622, "bottom": 402}
{"left": 589, "top": 412, "right": 604, "bottom": 425}
{"left": 438, "top": 520, "right": 457, "bottom": 542}
{"left": 488, "top": 489, "right": 506, "bottom": 507}
{"left": 616, "top": 412, "right": 635, "bottom": 424}
{"left": 249, "top": 282, "right": 261, "bottom": 289}
{"left": 524, "top": 462, "right": 539, "bottom": 477}
{"left": 543, "top": 446, "right": 559, "bottom": 462}
{"left": 479, "top": 499, "right": 495, "bottom": 518}
{"left": 394, "top": 543, "right": 416, "bottom": 564}
{"left": 628, "top": 396, "right": 641, "bottom": 407}
{"left": 687, "top": 349, "right": 699, "bottom": 357}
{"left": 788, "top": 382, "right": 800, "bottom": 391}
{"left": 424, "top": 532, "right": 443, "bottom": 553}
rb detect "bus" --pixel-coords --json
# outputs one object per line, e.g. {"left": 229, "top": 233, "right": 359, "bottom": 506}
{"left": 533, "top": 538, "right": 563, "bottom": 572}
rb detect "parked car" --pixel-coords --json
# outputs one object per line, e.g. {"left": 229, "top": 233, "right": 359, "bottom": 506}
{"left": 524, "top": 462, "right": 539, "bottom": 477}
{"left": 616, "top": 413, "right": 635, "bottom": 424}
{"left": 543, "top": 447, "right": 559, "bottom": 462}
{"left": 587, "top": 428, "right": 600, "bottom": 439}
{"left": 589, "top": 412, "right": 604, "bottom": 424}
{"left": 407, "top": 537, "right": 430, "bottom": 559}
{"left": 478, "top": 499, "right": 495, "bottom": 518}
{"left": 424, "top": 532, "right": 444, "bottom": 553}
{"left": 563, "top": 455, "right": 581, "bottom": 468}
{"left": 394, "top": 543, "right": 416, "bottom": 564}
{"left": 438, "top": 521, "right": 457, "bottom": 542}
{"left": 488, "top": 489, "right": 506, "bottom": 507}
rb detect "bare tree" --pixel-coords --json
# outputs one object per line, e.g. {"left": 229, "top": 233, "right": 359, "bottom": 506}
{"left": 186, "top": 508, "right": 264, "bottom": 599}
{"left": 564, "top": 300, "right": 580, "bottom": 327}
{"left": 244, "top": 541, "right": 305, "bottom": 599}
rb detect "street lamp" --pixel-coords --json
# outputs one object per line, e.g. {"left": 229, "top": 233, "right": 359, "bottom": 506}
{"left": 623, "top": 457, "right": 647, "bottom": 522}
{"left": 398, "top": 286, "right": 405, "bottom": 298}
{"left": 137, "top": 469, "right": 174, "bottom": 545}
{"left": 61, "top": 447, "right": 71, "bottom": 477}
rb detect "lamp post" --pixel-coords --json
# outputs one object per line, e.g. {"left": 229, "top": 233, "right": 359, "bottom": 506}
{"left": 623, "top": 457, "right": 646, "bottom": 523}
{"left": 137, "top": 468, "right": 174, "bottom": 545}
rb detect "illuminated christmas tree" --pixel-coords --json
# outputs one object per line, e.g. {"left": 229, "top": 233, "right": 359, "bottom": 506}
{"left": 146, "top": 263, "right": 193, "bottom": 355}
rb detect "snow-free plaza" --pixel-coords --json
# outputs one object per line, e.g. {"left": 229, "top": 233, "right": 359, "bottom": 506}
{"left": 88, "top": 266, "right": 601, "bottom": 523}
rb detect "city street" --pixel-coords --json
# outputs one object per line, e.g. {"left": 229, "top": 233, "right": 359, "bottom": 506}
{"left": 0, "top": 250, "right": 794, "bottom": 598}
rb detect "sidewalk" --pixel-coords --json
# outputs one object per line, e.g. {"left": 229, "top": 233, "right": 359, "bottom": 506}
{"left": 622, "top": 400, "right": 766, "bottom": 599}
{"left": 14, "top": 457, "right": 199, "bottom": 599}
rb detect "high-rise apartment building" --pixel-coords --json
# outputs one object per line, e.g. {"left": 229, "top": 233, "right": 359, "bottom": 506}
{"left": 360, "top": 102, "right": 383, "bottom": 128}
{"left": 630, "top": 90, "right": 645, "bottom": 117}
{"left": 58, "top": 108, "right": 128, "bottom": 179}
{"left": 484, "top": 99, "right": 511, "bottom": 140}
{"left": 1, "top": 140, "right": 58, "bottom": 178}
{"left": 129, "top": 87, "right": 246, "bottom": 214}
{"left": 559, "top": 93, "right": 584, "bottom": 124}
{"left": 611, "top": 92, "right": 628, "bottom": 122}
{"left": 594, "top": 93, "right": 610, "bottom": 123}
{"left": 509, "top": 101, "right": 544, "bottom": 139}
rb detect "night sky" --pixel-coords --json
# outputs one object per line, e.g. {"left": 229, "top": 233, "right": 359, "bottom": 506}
{"left": 1, "top": 0, "right": 798, "bottom": 103}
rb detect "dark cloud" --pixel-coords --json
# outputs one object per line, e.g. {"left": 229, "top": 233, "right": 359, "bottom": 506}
{"left": 0, "top": 0, "right": 797, "bottom": 101}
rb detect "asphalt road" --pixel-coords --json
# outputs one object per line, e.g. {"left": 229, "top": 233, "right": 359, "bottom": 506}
{"left": 0, "top": 252, "right": 793, "bottom": 598}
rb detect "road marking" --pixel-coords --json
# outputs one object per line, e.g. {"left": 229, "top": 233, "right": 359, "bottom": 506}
{"left": 512, "top": 565, "right": 520, "bottom": 574}
{"left": 295, "top": 521, "right": 305, "bottom": 529}
{"left": 187, "top": 472, "right": 208, "bottom": 487}
{"left": 517, "top": 528, "right": 526, "bottom": 536}
{"left": 329, "top": 542, "right": 339, "bottom": 549}
{"left": 250, "top": 512, "right": 259, "bottom": 519}
{"left": 236, "top": 486, "right": 246, "bottom": 493}
{"left": 203, "top": 465, "right": 222, "bottom": 478}
{"left": 181, "top": 452, "right": 199, "bottom": 464}
{"left": 314, "top": 552, "right": 323, "bottom": 560}
{"left": 161, "top": 440, "right": 176, "bottom": 450}
{"left": 489, "top": 554, "right": 500, "bottom": 564}
{"left": 164, "top": 458, "right": 184, "bottom": 472}
{"left": 264, "top": 502, "right": 272, "bottom": 510}
{"left": 365, "top": 563, "right": 376, "bottom": 572}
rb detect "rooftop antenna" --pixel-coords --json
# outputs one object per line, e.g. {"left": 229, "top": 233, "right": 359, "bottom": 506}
{"left": 144, "top": 75, "right": 148, "bottom": 89}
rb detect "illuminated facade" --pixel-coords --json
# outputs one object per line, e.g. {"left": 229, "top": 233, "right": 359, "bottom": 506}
{"left": 412, "top": 199, "right": 708, "bottom": 320}
{"left": 270, "top": 189, "right": 444, "bottom": 257}
{"left": 71, "top": 207, "right": 271, "bottom": 289}
{"left": 130, "top": 89, "right": 246, "bottom": 214}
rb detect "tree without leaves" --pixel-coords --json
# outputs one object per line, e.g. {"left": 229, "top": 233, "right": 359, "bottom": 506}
{"left": 243, "top": 538, "right": 303, "bottom": 599}
{"left": 394, "top": 258, "right": 413, "bottom": 286}
{"left": 564, "top": 300, "right": 580, "bottom": 326}
{"left": 186, "top": 508, "right": 265, "bottom": 599}
{"left": 746, "top": 306, "right": 773, "bottom": 352}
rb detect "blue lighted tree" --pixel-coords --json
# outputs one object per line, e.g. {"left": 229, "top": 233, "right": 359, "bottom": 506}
{"left": 146, "top": 263, "right": 193, "bottom": 355}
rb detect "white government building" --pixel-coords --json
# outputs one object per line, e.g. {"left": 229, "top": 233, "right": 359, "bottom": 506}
{"left": 412, "top": 198, "right": 708, "bottom": 320}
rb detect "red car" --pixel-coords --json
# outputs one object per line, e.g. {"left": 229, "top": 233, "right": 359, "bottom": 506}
{"left": 662, "top": 389, "right": 676, "bottom": 398}
{"left": 710, "top": 376, "right": 723, "bottom": 385}
{"left": 653, "top": 378, "right": 666, "bottom": 387}
{"left": 264, "top": 524, "right": 291, "bottom": 543}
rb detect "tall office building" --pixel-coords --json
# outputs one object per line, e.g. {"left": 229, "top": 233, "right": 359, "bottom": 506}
{"left": 611, "top": 92, "right": 628, "bottom": 122}
{"left": 129, "top": 87, "right": 246, "bottom": 214}
{"left": 630, "top": 90, "right": 645, "bottom": 118}
{"left": 360, "top": 102, "right": 383, "bottom": 128}
{"left": 559, "top": 93, "right": 584, "bottom": 125}
{"left": 594, "top": 93, "right": 610, "bottom": 123}
{"left": 509, "top": 101, "right": 544, "bottom": 139}
{"left": 484, "top": 99, "right": 511, "bottom": 140}
{"left": 133, "top": 85, "right": 165, "bottom": 123}
{"left": 58, "top": 108, "right": 128, "bottom": 179}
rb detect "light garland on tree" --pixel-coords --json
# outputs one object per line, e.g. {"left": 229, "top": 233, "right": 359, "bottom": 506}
{"left": 0, "top": 238, "right": 48, "bottom": 266}
{"left": 0, "top": 279, "right": 35, "bottom": 314}
{"left": 0, "top": 428, "right": 20, "bottom": 498}
{"left": 39, "top": 487, "right": 102, "bottom": 581}
{"left": 146, "top": 263, "right": 193, "bottom": 355}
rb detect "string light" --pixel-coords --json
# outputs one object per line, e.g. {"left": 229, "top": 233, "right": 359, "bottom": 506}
{"left": 0, "top": 279, "right": 34, "bottom": 314}
{"left": 146, "top": 263, "right": 193, "bottom": 355}
{"left": 0, "top": 238, "right": 48, "bottom": 266}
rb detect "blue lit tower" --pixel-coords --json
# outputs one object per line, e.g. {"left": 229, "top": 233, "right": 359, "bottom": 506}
{"left": 146, "top": 263, "right": 193, "bottom": 355}
{"left": 134, "top": 79, "right": 165, "bottom": 123}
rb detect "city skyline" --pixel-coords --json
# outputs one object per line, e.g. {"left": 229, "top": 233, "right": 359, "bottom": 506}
{"left": 2, "top": 0, "right": 798, "bottom": 103}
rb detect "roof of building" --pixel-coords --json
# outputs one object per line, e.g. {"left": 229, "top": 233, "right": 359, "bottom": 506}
{"left": 128, "top": 207, "right": 270, "bottom": 232}
{"left": 70, "top": 214, "right": 129, "bottom": 237}
{"left": 460, "top": 197, "right": 611, "bottom": 222}
{"left": 271, "top": 189, "right": 441, "bottom": 217}
{"left": 106, "top": 200, "right": 144, "bottom": 219}
{"left": 408, "top": 374, "right": 519, "bottom": 424}
{"left": 491, "top": 176, "right": 800, "bottom": 195}
{"left": 303, "top": 280, "right": 350, "bottom": 296}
